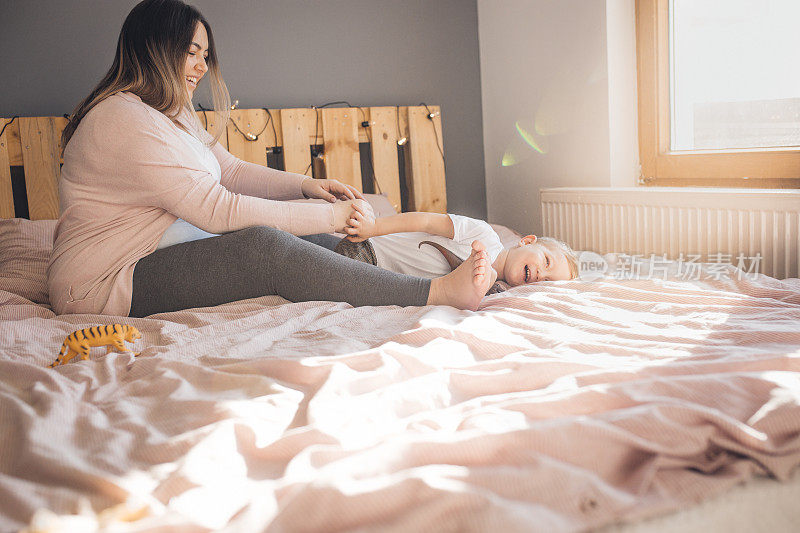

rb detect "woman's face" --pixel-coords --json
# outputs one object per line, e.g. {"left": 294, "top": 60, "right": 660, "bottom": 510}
{"left": 184, "top": 22, "right": 209, "bottom": 99}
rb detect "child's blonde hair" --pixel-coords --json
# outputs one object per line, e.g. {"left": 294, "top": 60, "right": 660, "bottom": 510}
{"left": 535, "top": 237, "right": 579, "bottom": 279}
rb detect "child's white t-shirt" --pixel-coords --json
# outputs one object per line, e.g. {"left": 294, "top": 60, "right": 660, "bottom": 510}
{"left": 156, "top": 128, "right": 222, "bottom": 249}
{"left": 370, "top": 214, "right": 504, "bottom": 278}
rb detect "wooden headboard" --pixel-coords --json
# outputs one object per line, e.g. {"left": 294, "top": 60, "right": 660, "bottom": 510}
{"left": 0, "top": 104, "right": 446, "bottom": 220}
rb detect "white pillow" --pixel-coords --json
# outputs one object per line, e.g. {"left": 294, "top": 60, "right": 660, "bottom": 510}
{"left": 0, "top": 218, "right": 56, "bottom": 306}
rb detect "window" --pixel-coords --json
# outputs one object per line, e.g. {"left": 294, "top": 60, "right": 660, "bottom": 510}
{"left": 636, "top": 0, "right": 800, "bottom": 187}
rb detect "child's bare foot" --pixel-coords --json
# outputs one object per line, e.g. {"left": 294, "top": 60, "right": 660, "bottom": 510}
{"left": 427, "top": 240, "right": 497, "bottom": 311}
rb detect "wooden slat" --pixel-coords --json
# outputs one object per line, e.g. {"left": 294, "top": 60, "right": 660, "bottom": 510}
{"left": 6, "top": 119, "right": 22, "bottom": 166}
{"left": 367, "top": 107, "right": 402, "bottom": 212}
{"left": 54, "top": 116, "right": 69, "bottom": 163}
{"left": 226, "top": 109, "right": 277, "bottom": 166}
{"left": 5, "top": 104, "right": 445, "bottom": 219}
{"left": 400, "top": 106, "right": 412, "bottom": 211}
{"left": 194, "top": 110, "right": 229, "bottom": 150}
{"left": 8, "top": 117, "right": 67, "bottom": 166}
{"left": 406, "top": 106, "right": 446, "bottom": 213}
{"left": 649, "top": 177, "right": 800, "bottom": 188}
{"left": 5, "top": 110, "right": 354, "bottom": 160}
{"left": 0, "top": 118, "right": 13, "bottom": 218}
{"left": 398, "top": 106, "right": 410, "bottom": 145}
{"left": 281, "top": 108, "right": 314, "bottom": 176}
{"left": 267, "top": 109, "right": 283, "bottom": 146}
{"left": 322, "top": 108, "right": 361, "bottom": 190}
{"left": 19, "top": 117, "right": 63, "bottom": 220}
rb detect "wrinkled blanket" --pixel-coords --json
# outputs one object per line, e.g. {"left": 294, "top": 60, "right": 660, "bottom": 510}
{"left": 1, "top": 262, "right": 799, "bottom": 532}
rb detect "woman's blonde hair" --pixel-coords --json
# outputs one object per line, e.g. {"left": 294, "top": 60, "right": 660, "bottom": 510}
{"left": 61, "top": 0, "right": 230, "bottom": 155}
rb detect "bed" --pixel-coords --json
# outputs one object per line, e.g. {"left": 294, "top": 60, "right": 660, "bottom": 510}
{"left": 1, "top": 107, "right": 800, "bottom": 532}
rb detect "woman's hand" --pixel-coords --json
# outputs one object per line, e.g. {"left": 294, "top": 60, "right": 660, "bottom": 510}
{"left": 332, "top": 199, "right": 374, "bottom": 234}
{"left": 302, "top": 178, "right": 364, "bottom": 203}
{"left": 344, "top": 201, "right": 378, "bottom": 242}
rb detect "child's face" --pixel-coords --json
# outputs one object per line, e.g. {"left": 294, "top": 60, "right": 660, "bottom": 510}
{"left": 502, "top": 236, "right": 572, "bottom": 286}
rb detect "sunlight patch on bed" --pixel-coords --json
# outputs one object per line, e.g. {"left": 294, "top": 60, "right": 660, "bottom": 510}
{"left": 307, "top": 359, "right": 455, "bottom": 449}
{"left": 219, "top": 388, "right": 303, "bottom": 447}
{"left": 418, "top": 313, "right": 532, "bottom": 350}
{"left": 167, "top": 422, "right": 253, "bottom": 529}
{"left": 417, "top": 337, "right": 480, "bottom": 367}
{"left": 747, "top": 372, "right": 800, "bottom": 427}
{"left": 458, "top": 407, "right": 529, "bottom": 434}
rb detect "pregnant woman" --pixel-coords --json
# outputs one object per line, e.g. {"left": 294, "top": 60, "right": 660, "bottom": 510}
{"left": 47, "top": 0, "right": 493, "bottom": 318}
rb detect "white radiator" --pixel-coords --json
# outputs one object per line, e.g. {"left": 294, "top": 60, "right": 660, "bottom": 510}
{"left": 541, "top": 187, "right": 800, "bottom": 279}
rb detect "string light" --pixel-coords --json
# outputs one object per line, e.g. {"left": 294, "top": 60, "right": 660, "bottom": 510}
{"left": 0, "top": 116, "right": 19, "bottom": 139}
{"left": 196, "top": 99, "right": 394, "bottom": 194}
{"left": 263, "top": 108, "right": 280, "bottom": 154}
{"left": 304, "top": 101, "right": 354, "bottom": 176}
{"left": 395, "top": 105, "right": 407, "bottom": 146}
{"left": 228, "top": 110, "right": 271, "bottom": 142}
{"left": 419, "top": 102, "right": 445, "bottom": 167}
{"left": 305, "top": 101, "right": 382, "bottom": 194}
{"left": 197, "top": 103, "right": 281, "bottom": 157}
{"left": 305, "top": 105, "right": 322, "bottom": 176}
{"left": 357, "top": 107, "right": 381, "bottom": 195}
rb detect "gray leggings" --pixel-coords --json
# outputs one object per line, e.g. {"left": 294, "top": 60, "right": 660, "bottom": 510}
{"left": 129, "top": 226, "right": 430, "bottom": 317}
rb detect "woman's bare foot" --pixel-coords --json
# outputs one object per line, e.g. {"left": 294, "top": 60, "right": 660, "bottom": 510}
{"left": 427, "top": 240, "right": 497, "bottom": 310}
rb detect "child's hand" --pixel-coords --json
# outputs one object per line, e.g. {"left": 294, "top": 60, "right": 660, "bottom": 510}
{"left": 332, "top": 199, "right": 371, "bottom": 233}
{"left": 344, "top": 200, "right": 378, "bottom": 242}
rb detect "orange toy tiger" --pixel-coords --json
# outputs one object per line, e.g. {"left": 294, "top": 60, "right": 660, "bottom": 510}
{"left": 50, "top": 324, "right": 142, "bottom": 367}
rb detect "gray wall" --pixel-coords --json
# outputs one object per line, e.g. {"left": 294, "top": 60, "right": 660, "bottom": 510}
{"left": 478, "top": 0, "right": 609, "bottom": 236}
{"left": 478, "top": 0, "right": 639, "bottom": 236}
{"left": 0, "top": 0, "right": 486, "bottom": 219}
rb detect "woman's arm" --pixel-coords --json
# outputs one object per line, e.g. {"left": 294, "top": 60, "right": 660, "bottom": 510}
{"left": 201, "top": 127, "right": 306, "bottom": 200}
{"left": 201, "top": 127, "right": 362, "bottom": 202}
{"left": 96, "top": 101, "right": 356, "bottom": 236}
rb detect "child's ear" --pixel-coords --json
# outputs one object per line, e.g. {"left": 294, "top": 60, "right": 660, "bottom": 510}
{"left": 519, "top": 234, "right": 537, "bottom": 246}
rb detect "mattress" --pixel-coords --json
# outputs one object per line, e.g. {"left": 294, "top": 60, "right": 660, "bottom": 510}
{"left": 1, "top": 250, "right": 800, "bottom": 532}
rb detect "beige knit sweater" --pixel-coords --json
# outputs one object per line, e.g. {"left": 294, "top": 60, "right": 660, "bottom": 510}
{"left": 48, "top": 91, "right": 335, "bottom": 316}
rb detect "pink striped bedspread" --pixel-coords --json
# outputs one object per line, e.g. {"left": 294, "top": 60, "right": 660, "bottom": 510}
{"left": 1, "top": 261, "right": 799, "bottom": 532}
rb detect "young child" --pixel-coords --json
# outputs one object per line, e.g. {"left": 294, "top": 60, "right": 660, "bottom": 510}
{"left": 337, "top": 204, "right": 579, "bottom": 287}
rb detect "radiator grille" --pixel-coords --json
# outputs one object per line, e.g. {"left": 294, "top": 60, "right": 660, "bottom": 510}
{"left": 541, "top": 189, "right": 800, "bottom": 279}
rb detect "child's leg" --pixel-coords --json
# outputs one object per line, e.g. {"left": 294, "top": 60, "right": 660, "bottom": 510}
{"left": 129, "top": 226, "right": 430, "bottom": 317}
